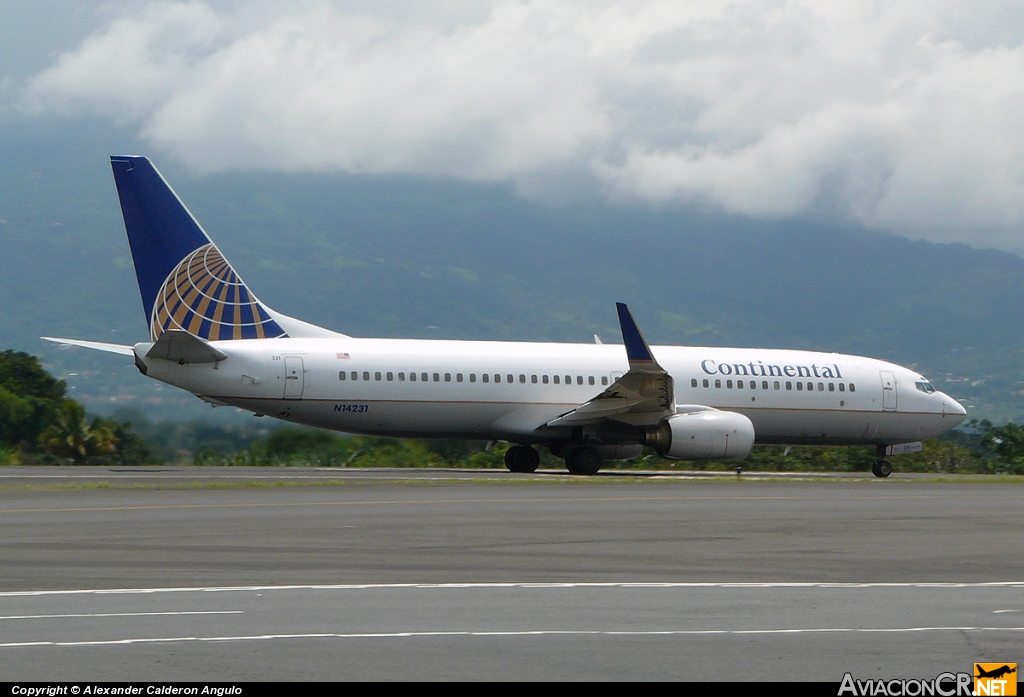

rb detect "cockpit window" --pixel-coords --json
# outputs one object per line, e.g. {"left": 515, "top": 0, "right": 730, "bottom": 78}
{"left": 915, "top": 381, "right": 936, "bottom": 394}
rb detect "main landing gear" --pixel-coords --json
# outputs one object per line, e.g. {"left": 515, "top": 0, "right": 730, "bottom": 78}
{"left": 565, "top": 446, "right": 602, "bottom": 475}
{"left": 504, "top": 443, "right": 604, "bottom": 475}
{"left": 872, "top": 459, "right": 893, "bottom": 478}
{"left": 504, "top": 445, "right": 541, "bottom": 473}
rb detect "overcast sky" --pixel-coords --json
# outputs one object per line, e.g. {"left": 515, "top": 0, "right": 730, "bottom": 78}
{"left": 4, "top": 1, "right": 1024, "bottom": 253}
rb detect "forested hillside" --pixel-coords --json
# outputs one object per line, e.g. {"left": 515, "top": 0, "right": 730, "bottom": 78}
{"left": 1, "top": 119, "right": 1023, "bottom": 422}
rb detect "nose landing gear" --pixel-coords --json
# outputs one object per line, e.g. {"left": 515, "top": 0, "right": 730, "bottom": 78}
{"left": 872, "top": 459, "right": 893, "bottom": 478}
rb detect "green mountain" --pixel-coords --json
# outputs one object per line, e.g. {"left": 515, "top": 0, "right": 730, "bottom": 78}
{"left": 1, "top": 119, "right": 1022, "bottom": 423}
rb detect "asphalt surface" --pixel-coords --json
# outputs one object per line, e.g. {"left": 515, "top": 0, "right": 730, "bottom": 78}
{"left": 1, "top": 468, "right": 1021, "bottom": 680}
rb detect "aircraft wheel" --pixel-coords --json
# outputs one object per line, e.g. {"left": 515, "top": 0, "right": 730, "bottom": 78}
{"left": 872, "top": 460, "right": 892, "bottom": 478}
{"left": 505, "top": 445, "right": 523, "bottom": 472}
{"left": 566, "top": 447, "right": 602, "bottom": 475}
{"left": 520, "top": 446, "right": 541, "bottom": 473}
{"left": 505, "top": 445, "right": 540, "bottom": 473}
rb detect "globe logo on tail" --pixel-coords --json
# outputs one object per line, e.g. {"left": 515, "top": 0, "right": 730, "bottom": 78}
{"left": 150, "top": 243, "right": 287, "bottom": 341}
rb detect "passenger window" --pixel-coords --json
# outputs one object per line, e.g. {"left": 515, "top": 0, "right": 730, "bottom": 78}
{"left": 838, "top": 383, "right": 845, "bottom": 392}
{"left": 691, "top": 379, "right": 698, "bottom": 388}
{"left": 387, "top": 372, "right": 393, "bottom": 381}
{"left": 351, "top": 371, "right": 358, "bottom": 381}
{"left": 495, "top": 374, "right": 501, "bottom": 383}
{"left": 715, "top": 379, "right": 721, "bottom": 388}
{"left": 532, "top": 375, "right": 538, "bottom": 384}
{"left": 470, "top": 373, "right": 476, "bottom": 383}
{"left": 410, "top": 372, "right": 417, "bottom": 382}
{"left": 737, "top": 380, "right": 744, "bottom": 389}
{"left": 576, "top": 376, "right": 583, "bottom": 385}
{"left": 727, "top": 380, "right": 733, "bottom": 388}
{"left": 589, "top": 376, "right": 595, "bottom": 385}
{"left": 818, "top": 382, "right": 824, "bottom": 391}
{"left": 543, "top": 375, "right": 549, "bottom": 384}
{"left": 773, "top": 381, "right": 779, "bottom": 390}
{"left": 339, "top": 371, "right": 346, "bottom": 381}
{"left": 457, "top": 373, "right": 464, "bottom": 382}
{"left": 375, "top": 372, "right": 382, "bottom": 381}
{"left": 828, "top": 383, "right": 834, "bottom": 391}
{"left": 601, "top": 376, "right": 608, "bottom": 385}
{"left": 786, "top": 381, "right": 792, "bottom": 390}
{"left": 849, "top": 384, "right": 856, "bottom": 392}
{"left": 444, "top": 373, "right": 451, "bottom": 382}
{"left": 433, "top": 373, "right": 440, "bottom": 382}
{"left": 399, "top": 372, "right": 405, "bottom": 381}
{"left": 520, "top": 374, "right": 526, "bottom": 384}
{"left": 565, "top": 375, "right": 571, "bottom": 385}
{"left": 703, "top": 379, "right": 710, "bottom": 388}
{"left": 421, "top": 373, "right": 428, "bottom": 382}
{"left": 797, "top": 382, "right": 803, "bottom": 391}
{"left": 762, "top": 381, "right": 768, "bottom": 390}
{"left": 363, "top": 371, "right": 370, "bottom": 381}
{"left": 806, "top": 382, "right": 812, "bottom": 391}
{"left": 508, "top": 374, "right": 514, "bottom": 384}
{"left": 553, "top": 375, "right": 560, "bottom": 385}
{"left": 482, "top": 374, "right": 489, "bottom": 383}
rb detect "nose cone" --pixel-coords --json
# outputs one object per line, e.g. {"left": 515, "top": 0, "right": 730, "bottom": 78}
{"left": 942, "top": 394, "right": 967, "bottom": 423}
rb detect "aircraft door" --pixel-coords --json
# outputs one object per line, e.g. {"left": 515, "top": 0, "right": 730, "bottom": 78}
{"left": 880, "top": 371, "right": 897, "bottom": 411}
{"left": 284, "top": 356, "right": 305, "bottom": 399}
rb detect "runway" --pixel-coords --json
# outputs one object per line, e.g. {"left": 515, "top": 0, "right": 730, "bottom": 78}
{"left": 2, "top": 582, "right": 1022, "bottom": 681}
{"left": 1, "top": 470, "right": 1021, "bottom": 680}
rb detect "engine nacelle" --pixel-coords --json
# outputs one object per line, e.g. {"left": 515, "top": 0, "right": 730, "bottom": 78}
{"left": 644, "top": 410, "right": 755, "bottom": 461}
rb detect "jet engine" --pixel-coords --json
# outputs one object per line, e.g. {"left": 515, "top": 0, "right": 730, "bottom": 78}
{"left": 644, "top": 410, "right": 755, "bottom": 461}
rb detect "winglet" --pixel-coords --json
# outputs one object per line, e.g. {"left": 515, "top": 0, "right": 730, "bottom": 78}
{"left": 616, "top": 302, "right": 661, "bottom": 369}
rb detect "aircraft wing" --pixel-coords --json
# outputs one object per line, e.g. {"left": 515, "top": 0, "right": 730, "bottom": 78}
{"left": 547, "top": 303, "right": 675, "bottom": 427}
{"left": 41, "top": 337, "right": 135, "bottom": 356}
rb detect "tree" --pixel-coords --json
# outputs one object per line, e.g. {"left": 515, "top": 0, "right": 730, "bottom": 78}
{"left": 0, "top": 350, "right": 67, "bottom": 447}
{"left": 38, "top": 400, "right": 117, "bottom": 463}
{"left": 982, "top": 422, "right": 1024, "bottom": 461}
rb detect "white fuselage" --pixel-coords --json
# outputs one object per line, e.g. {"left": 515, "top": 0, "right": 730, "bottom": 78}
{"left": 136, "top": 337, "right": 966, "bottom": 447}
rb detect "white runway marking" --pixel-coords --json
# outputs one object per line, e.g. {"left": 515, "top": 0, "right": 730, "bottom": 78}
{"left": 2, "top": 626, "right": 1023, "bottom": 649}
{"left": 2, "top": 581, "right": 1023, "bottom": 597}
{"left": 0, "top": 611, "right": 243, "bottom": 620}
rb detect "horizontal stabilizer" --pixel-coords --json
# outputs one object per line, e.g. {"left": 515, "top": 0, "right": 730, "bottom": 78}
{"left": 41, "top": 337, "right": 135, "bottom": 356}
{"left": 145, "top": 329, "right": 227, "bottom": 364}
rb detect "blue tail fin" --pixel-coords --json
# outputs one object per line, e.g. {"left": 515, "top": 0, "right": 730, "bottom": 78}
{"left": 111, "top": 156, "right": 289, "bottom": 342}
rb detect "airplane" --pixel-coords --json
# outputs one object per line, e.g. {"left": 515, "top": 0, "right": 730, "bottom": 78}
{"left": 44, "top": 155, "right": 968, "bottom": 476}
{"left": 975, "top": 665, "right": 1016, "bottom": 680}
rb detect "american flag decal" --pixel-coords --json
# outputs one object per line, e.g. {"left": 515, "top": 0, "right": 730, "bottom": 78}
{"left": 336, "top": 352, "right": 350, "bottom": 359}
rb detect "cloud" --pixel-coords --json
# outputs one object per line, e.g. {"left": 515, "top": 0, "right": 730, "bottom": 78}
{"left": 18, "top": 0, "right": 1024, "bottom": 250}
